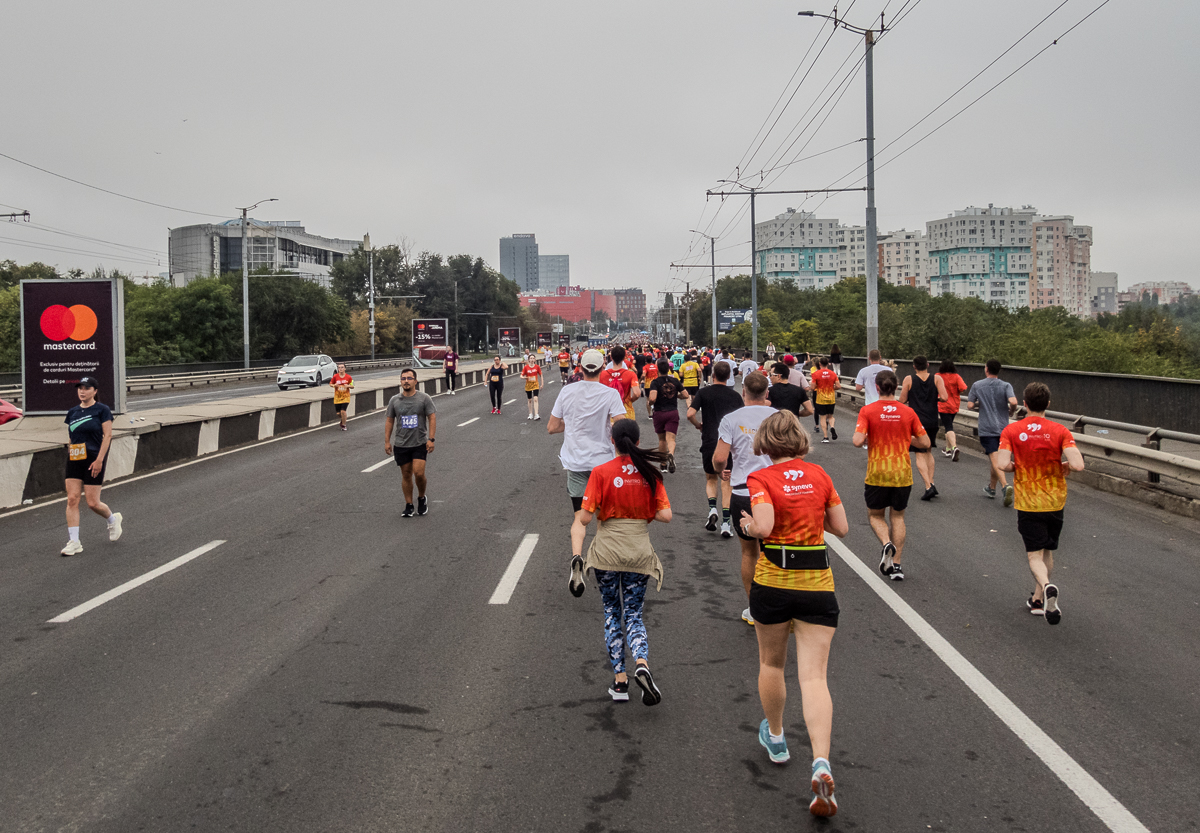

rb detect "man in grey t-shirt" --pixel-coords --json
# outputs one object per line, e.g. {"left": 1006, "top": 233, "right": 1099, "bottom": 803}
{"left": 967, "top": 358, "right": 1018, "bottom": 505}
{"left": 385, "top": 368, "right": 437, "bottom": 517}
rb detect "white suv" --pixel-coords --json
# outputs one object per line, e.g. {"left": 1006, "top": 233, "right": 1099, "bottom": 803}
{"left": 277, "top": 354, "right": 336, "bottom": 389}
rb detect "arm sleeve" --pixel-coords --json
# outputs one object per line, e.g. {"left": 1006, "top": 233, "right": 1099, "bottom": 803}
{"left": 748, "top": 472, "right": 771, "bottom": 507}
{"left": 967, "top": 383, "right": 978, "bottom": 404}
{"left": 581, "top": 471, "right": 601, "bottom": 513}
{"left": 654, "top": 480, "right": 670, "bottom": 511}
{"left": 424, "top": 396, "right": 437, "bottom": 415}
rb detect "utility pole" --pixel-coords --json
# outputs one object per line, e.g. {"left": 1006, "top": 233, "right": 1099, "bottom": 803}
{"left": 685, "top": 281, "right": 691, "bottom": 344}
{"left": 750, "top": 190, "right": 757, "bottom": 358}
{"left": 364, "top": 233, "right": 375, "bottom": 360}
{"left": 800, "top": 9, "right": 885, "bottom": 352}
{"left": 235, "top": 198, "right": 277, "bottom": 369}
{"left": 454, "top": 280, "right": 459, "bottom": 354}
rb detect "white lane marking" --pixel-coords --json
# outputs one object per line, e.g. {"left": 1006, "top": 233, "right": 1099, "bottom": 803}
{"left": 457, "top": 417, "right": 480, "bottom": 427}
{"left": 48, "top": 540, "right": 226, "bottom": 624}
{"left": 488, "top": 534, "right": 540, "bottom": 605}
{"left": 362, "top": 458, "right": 392, "bottom": 473}
{"left": 826, "top": 537, "right": 1149, "bottom": 833}
{"left": 504, "top": 399, "right": 516, "bottom": 405}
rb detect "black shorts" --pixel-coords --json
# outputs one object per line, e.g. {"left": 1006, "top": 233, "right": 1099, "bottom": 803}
{"left": 750, "top": 582, "right": 839, "bottom": 628}
{"left": 684, "top": 385, "right": 699, "bottom": 397}
{"left": 1017, "top": 510, "right": 1064, "bottom": 552}
{"left": 526, "top": 389, "right": 539, "bottom": 399}
{"left": 702, "top": 367, "right": 711, "bottom": 379}
{"left": 864, "top": 484, "right": 911, "bottom": 512}
{"left": 65, "top": 453, "right": 105, "bottom": 486}
{"left": 911, "top": 420, "right": 938, "bottom": 452}
{"left": 980, "top": 435, "right": 1001, "bottom": 455}
{"left": 730, "top": 493, "right": 754, "bottom": 541}
{"left": 701, "top": 442, "right": 733, "bottom": 476}
{"left": 815, "top": 402, "right": 836, "bottom": 416}
{"left": 939, "top": 412, "right": 957, "bottom": 433}
{"left": 334, "top": 402, "right": 348, "bottom": 412}
{"left": 393, "top": 445, "right": 428, "bottom": 467}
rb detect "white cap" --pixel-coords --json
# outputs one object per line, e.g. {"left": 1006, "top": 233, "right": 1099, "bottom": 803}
{"left": 580, "top": 349, "right": 605, "bottom": 372}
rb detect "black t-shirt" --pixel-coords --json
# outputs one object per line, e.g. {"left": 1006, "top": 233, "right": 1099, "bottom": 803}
{"left": 65, "top": 402, "right": 113, "bottom": 454}
{"left": 691, "top": 383, "right": 743, "bottom": 446}
{"left": 650, "top": 375, "right": 682, "bottom": 412}
{"left": 486, "top": 366, "right": 505, "bottom": 385}
{"left": 634, "top": 353, "right": 651, "bottom": 375}
{"left": 768, "top": 382, "right": 809, "bottom": 416}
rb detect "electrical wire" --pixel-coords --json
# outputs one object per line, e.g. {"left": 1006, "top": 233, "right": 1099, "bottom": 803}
{"left": 0, "top": 235, "right": 162, "bottom": 266}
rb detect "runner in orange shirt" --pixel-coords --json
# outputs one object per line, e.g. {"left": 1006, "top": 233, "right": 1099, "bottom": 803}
{"left": 329, "top": 362, "right": 354, "bottom": 431}
{"left": 936, "top": 359, "right": 968, "bottom": 462}
{"left": 558, "top": 346, "right": 572, "bottom": 383}
{"left": 810, "top": 358, "right": 840, "bottom": 443}
{"left": 599, "top": 344, "right": 641, "bottom": 421}
{"left": 851, "top": 371, "right": 929, "bottom": 580}
{"left": 996, "top": 382, "right": 1085, "bottom": 624}
{"left": 521, "top": 355, "right": 544, "bottom": 420}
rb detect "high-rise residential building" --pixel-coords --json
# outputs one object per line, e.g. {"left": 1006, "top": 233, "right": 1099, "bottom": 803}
{"left": 754, "top": 209, "right": 841, "bottom": 288}
{"left": 499, "top": 234, "right": 539, "bottom": 292}
{"left": 1088, "top": 271, "right": 1119, "bottom": 317}
{"left": 168, "top": 219, "right": 357, "bottom": 289}
{"left": 926, "top": 205, "right": 1038, "bottom": 311}
{"left": 1031, "top": 216, "right": 1092, "bottom": 316}
{"left": 878, "top": 229, "right": 930, "bottom": 290}
{"left": 1124, "top": 281, "right": 1194, "bottom": 305}
{"left": 835, "top": 224, "right": 869, "bottom": 280}
{"left": 538, "top": 254, "right": 569, "bottom": 292}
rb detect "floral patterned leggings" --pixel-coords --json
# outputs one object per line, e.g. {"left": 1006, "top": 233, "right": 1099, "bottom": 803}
{"left": 594, "top": 569, "right": 649, "bottom": 674}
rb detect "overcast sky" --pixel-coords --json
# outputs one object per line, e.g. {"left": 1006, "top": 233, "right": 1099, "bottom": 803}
{"left": 2, "top": 0, "right": 1196, "bottom": 303}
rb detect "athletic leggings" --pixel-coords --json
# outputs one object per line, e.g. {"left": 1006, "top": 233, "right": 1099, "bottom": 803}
{"left": 444, "top": 368, "right": 456, "bottom": 391}
{"left": 595, "top": 569, "right": 650, "bottom": 674}
{"left": 488, "top": 381, "right": 503, "bottom": 408}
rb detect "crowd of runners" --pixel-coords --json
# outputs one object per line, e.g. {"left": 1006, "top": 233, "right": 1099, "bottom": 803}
{"left": 51, "top": 341, "right": 1087, "bottom": 818}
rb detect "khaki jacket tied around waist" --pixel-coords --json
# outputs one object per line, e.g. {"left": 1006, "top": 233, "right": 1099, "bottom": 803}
{"left": 584, "top": 517, "right": 664, "bottom": 591}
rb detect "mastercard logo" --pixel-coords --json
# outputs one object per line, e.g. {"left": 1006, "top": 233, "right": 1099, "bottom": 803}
{"left": 40, "top": 304, "right": 98, "bottom": 342}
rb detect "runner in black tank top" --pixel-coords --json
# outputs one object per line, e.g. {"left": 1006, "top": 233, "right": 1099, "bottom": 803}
{"left": 900, "top": 356, "right": 947, "bottom": 501}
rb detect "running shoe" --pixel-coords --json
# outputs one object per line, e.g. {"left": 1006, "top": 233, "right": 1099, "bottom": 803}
{"left": 821, "top": 438, "right": 830, "bottom": 443}
{"left": 417, "top": 496, "right": 429, "bottom": 516}
{"left": 341, "top": 425, "right": 348, "bottom": 431}
{"left": 1003, "top": 485, "right": 1015, "bottom": 507}
{"left": 952, "top": 447, "right": 960, "bottom": 462}
{"left": 921, "top": 486, "right": 935, "bottom": 501}
{"left": 449, "top": 389, "right": 455, "bottom": 395}
{"left": 402, "top": 503, "right": 415, "bottom": 518}
{"left": 941, "top": 448, "right": 953, "bottom": 458}
{"left": 107, "top": 512, "right": 123, "bottom": 542}
{"left": 758, "top": 718, "right": 790, "bottom": 764}
{"left": 634, "top": 665, "right": 662, "bottom": 706}
{"left": 527, "top": 414, "right": 533, "bottom": 420}
{"left": 830, "top": 427, "right": 838, "bottom": 441}
{"left": 983, "top": 486, "right": 996, "bottom": 499}
{"left": 1027, "top": 594, "right": 1045, "bottom": 615}
{"left": 741, "top": 607, "right": 755, "bottom": 626}
{"left": 569, "top": 555, "right": 586, "bottom": 597}
{"left": 496, "top": 409, "right": 501, "bottom": 415}
{"left": 667, "top": 453, "right": 676, "bottom": 473}
{"left": 720, "top": 521, "right": 733, "bottom": 539}
{"left": 809, "top": 759, "right": 838, "bottom": 817}
{"left": 879, "top": 542, "right": 896, "bottom": 576}
{"left": 535, "top": 414, "right": 541, "bottom": 420}
{"left": 1044, "top": 584, "right": 1061, "bottom": 625}
{"left": 890, "top": 563, "right": 905, "bottom": 581}
{"left": 608, "top": 680, "right": 630, "bottom": 702}
{"left": 660, "top": 463, "right": 668, "bottom": 471}
{"left": 60, "top": 540, "right": 83, "bottom": 557}
{"left": 705, "top": 508, "right": 719, "bottom": 532}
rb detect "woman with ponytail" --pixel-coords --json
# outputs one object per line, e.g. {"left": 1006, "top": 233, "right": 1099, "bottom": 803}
{"left": 569, "top": 419, "right": 672, "bottom": 705}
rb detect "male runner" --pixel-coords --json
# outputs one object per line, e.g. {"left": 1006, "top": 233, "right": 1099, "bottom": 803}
{"left": 712, "top": 371, "right": 775, "bottom": 624}
{"left": 688, "top": 361, "right": 742, "bottom": 535}
{"left": 679, "top": 351, "right": 702, "bottom": 398}
{"left": 996, "top": 383, "right": 1085, "bottom": 624}
{"left": 851, "top": 371, "right": 929, "bottom": 580}
{"left": 670, "top": 347, "right": 685, "bottom": 373}
{"left": 60, "top": 376, "right": 123, "bottom": 556}
{"left": 443, "top": 348, "right": 459, "bottom": 394}
{"left": 854, "top": 349, "right": 889, "bottom": 406}
{"left": 384, "top": 368, "right": 437, "bottom": 517}
{"left": 330, "top": 362, "right": 354, "bottom": 430}
{"left": 599, "top": 345, "right": 641, "bottom": 421}
{"left": 738, "top": 352, "right": 759, "bottom": 388}
{"left": 899, "top": 355, "right": 948, "bottom": 500}
{"left": 558, "top": 346, "right": 572, "bottom": 382}
{"left": 717, "top": 348, "right": 738, "bottom": 385}
{"left": 810, "top": 358, "right": 840, "bottom": 443}
{"left": 968, "top": 359, "right": 1019, "bottom": 505}
{"left": 700, "top": 348, "right": 713, "bottom": 386}
{"left": 766, "top": 362, "right": 811, "bottom": 420}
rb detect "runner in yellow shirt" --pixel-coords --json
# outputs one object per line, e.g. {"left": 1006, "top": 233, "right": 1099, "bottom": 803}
{"left": 330, "top": 363, "right": 355, "bottom": 431}
{"left": 679, "top": 351, "right": 702, "bottom": 398}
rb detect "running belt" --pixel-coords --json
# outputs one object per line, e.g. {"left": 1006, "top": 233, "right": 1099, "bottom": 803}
{"left": 759, "top": 543, "right": 829, "bottom": 571}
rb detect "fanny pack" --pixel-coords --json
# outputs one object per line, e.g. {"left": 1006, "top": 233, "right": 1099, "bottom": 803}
{"left": 760, "top": 543, "right": 829, "bottom": 571}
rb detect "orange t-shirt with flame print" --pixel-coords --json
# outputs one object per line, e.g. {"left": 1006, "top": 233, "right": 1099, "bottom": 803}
{"left": 854, "top": 400, "right": 926, "bottom": 487}
{"left": 999, "top": 418, "right": 1077, "bottom": 512}
{"left": 748, "top": 460, "right": 841, "bottom": 592}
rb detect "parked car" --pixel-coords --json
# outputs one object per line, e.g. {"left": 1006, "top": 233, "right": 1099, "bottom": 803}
{"left": 277, "top": 354, "right": 336, "bottom": 390}
{"left": 0, "top": 398, "right": 22, "bottom": 425}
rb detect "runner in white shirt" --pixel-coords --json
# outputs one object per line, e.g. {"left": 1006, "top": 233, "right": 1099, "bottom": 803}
{"left": 738, "top": 352, "right": 760, "bottom": 389}
{"left": 712, "top": 371, "right": 775, "bottom": 626}
{"left": 854, "top": 349, "right": 889, "bottom": 406}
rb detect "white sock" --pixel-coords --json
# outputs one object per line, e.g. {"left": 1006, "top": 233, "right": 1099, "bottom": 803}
{"left": 769, "top": 729, "right": 785, "bottom": 744}
{"left": 813, "top": 756, "right": 830, "bottom": 769}
{"left": 68, "top": 526, "right": 80, "bottom": 542}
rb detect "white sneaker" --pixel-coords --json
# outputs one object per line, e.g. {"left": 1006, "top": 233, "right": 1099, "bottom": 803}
{"left": 449, "top": 389, "right": 455, "bottom": 395}
{"left": 720, "top": 521, "right": 733, "bottom": 539}
{"left": 527, "top": 414, "right": 533, "bottom": 420}
{"left": 108, "top": 512, "right": 123, "bottom": 542}
{"left": 741, "top": 607, "right": 755, "bottom": 626}
{"left": 535, "top": 414, "right": 541, "bottom": 420}
{"left": 61, "top": 539, "right": 83, "bottom": 556}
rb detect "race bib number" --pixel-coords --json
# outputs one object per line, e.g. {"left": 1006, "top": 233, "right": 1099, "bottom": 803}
{"left": 69, "top": 443, "right": 87, "bottom": 461}
{"left": 400, "top": 415, "right": 418, "bottom": 429}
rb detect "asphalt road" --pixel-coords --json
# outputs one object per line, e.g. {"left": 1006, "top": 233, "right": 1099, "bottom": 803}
{"left": 1, "top": 376, "right": 1196, "bottom": 832}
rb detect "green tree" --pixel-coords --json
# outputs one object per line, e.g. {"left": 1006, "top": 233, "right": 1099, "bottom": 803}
{"left": 0, "top": 286, "right": 20, "bottom": 372}
{"left": 0, "top": 259, "right": 59, "bottom": 288}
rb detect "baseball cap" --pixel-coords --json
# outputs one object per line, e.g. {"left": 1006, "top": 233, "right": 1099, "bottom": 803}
{"left": 75, "top": 376, "right": 100, "bottom": 389}
{"left": 580, "top": 349, "right": 605, "bottom": 372}
{"left": 782, "top": 354, "right": 795, "bottom": 365}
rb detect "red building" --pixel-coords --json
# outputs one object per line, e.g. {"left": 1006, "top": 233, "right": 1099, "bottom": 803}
{"left": 519, "top": 290, "right": 617, "bottom": 322}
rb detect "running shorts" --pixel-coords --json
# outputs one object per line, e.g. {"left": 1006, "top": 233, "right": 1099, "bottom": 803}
{"left": 864, "top": 484, "right": 911, "bottom": 512}
{"left": 729, "top": 493, "right": 755, "bottom": 541}
{"left": 684, "top": 385, "right": 699, "bottom": 397}
{"left": 911, "top": 420, "right": 938, "bottom": 453}
{"left": 65, "top": 452, "right": 106, "bottom": 486}
{"left": 939, "top": 412, "right": 957, "bottom": 432}
{"left": 393, "top": 445, "right": 428, "bottom": 466}
{"left": 750, "top": 583, "right": 839, "bottom": 628}
{"left": 526, "top": 389, "right": 539, "bottom": 399}
{"left": 702, "top": 367, "right": 711, "bottom": 379}
{"left": 815, "top": 403, "right": 836, "bottom": 416}
{"left": 1017, "top": 509, "right": 1064, "bottom": 552}
{"left": 334, "top": 402, "right": 348, "bottom": 412}
{"left": 567, "top": 469, "right": 591, "bottom": 512}
{"left": 701, "top": 441, "right": 733, "bottom": 476}
{"left": 980, "top": 435, "right": 1001, "bottom": 455}
{"left": 652, "top": 409, "right": 680, "bottom": 436}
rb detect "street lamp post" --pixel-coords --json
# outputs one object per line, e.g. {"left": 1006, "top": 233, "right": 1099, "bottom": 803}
{"left": 364, "top": 233, "right": 376, "bottom": 361}
{"left": 235, "top": 197, "right": 277, "bottom": 369}
{"left": 799, "top": 9, "right": 884, "bottom": 353}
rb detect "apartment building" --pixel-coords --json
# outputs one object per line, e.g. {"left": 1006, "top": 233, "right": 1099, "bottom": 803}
{"left": 878, "top": 229, "right": 930, "bottom": 290}
{"left": 753, "top": 208, "right": 870, "bottom": 288}
{"left": 500, "top": 234, "right": 540, "bottom": 293}
{"left": 1031, "top": 217, "right": 1092, "bottom": 316}
{"left": 925, "top": 205, "right": 1038, "bottom": 311}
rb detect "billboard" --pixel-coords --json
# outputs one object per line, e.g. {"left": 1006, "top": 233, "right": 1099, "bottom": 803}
{"left": 412, "top": 318, "right": 449, "bottom": 348}
{"left": 718, "top": 308, "right": 754, "bottom": 333}
{"left": 536, "top": 332, "right": 552, "bottom": 348}
{"left": 557, "top": 333, "right": 571, "bottom": 346}
{"left": 21, "top": 279, "right": 126, "bottom": 414}
{"left": 498, "top": 327, "right": 521, "bottom": 346}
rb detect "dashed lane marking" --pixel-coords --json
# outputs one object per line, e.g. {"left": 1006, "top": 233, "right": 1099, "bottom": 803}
{"left": 362, "top": 458, "right": 392, "bottom": 473}
{"left": 457, "top": 417, "right": 480, "bottom": 427}
{"left": 488, "top": 534, "right": 540, "bottom": 605}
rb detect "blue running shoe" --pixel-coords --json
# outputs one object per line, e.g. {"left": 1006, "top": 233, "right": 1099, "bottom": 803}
{"left": 810, "top": 758, "right": 838, "bottom": 817}
{"left": 758, "top": 719, "right": 790, "bottom": 764}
